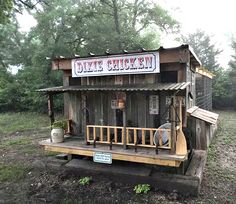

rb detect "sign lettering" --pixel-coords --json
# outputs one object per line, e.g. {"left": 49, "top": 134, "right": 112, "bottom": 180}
{"left": 72, "top": 52, "right": 159, "bottom": 77}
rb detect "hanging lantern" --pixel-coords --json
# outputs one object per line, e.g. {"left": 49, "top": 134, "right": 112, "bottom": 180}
{"left": 118, "top": 99, "right": 125, "bottom": 109}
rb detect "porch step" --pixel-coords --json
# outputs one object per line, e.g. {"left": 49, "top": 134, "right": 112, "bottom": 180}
{"left": 66, "top": 159, "right": 152, "bottom": 177}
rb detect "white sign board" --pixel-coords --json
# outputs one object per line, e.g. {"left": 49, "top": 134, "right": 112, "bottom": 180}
{"left": 72, "top": 52, "right": 160, "bottom": 77}
{"left": 93, "top": 152, "right": 112, "bottom": 164}
{"left": 149, "top": 95, "right": 159, "bottom": 114}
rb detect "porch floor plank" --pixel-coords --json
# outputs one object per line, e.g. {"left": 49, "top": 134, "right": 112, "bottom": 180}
{"left": 40, "top": 136, "right": 187, "bottom": 167}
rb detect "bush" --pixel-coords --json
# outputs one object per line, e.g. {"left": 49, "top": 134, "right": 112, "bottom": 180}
{"left": 52, "top": 120, "right": 67, "bottom": 129}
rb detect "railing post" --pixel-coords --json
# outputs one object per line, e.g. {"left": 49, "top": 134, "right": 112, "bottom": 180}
{"left": 141, "top": 129, "right": 145, "bottom": 145}
{"left": 107, "top": 128, "right": 110, "bottom": 143}
{"left": 86, "top": 126, "right": 89, "bottom": 145}
{"left": 150, "top": 130, "right": 154, "bottom": 145}
{"left": 100, "top": 127, "right": 103, "bottom": 142}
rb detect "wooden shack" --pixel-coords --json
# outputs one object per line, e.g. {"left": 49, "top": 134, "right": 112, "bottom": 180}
{"left": 39, "top": 45, "right": 218, "bottom": 169}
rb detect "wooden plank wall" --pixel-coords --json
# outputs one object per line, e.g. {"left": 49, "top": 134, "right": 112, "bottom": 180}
{"left": 63, "top": 58, "right": 196, "bottom": 133}
{"left": 68, "top": 92, "right": 82, "bottom": 135}
{"left": 195, "top": 74, "right": 212, "bottom": 111}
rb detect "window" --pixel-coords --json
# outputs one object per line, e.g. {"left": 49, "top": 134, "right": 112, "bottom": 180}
{"left": 161, "top": 71, "right": 178, "bottom": 83}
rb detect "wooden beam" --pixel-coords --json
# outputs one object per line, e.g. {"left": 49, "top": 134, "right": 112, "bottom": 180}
{"left": 44, "top": 145, "right": 181, "bottom": 167}
{"left": 51, "top": 48, "right": 191, "bottom": 71}
{"left": 142, "top": 129, "right": 145, "bottom": 145}
{"left": 82, "top": 93, "right": 87, "bottom": 143}
{"left": 170, "top": 97, "right": 176, "bottom": 154}
{"left": 123, "top": 106, "right": 127, "bottom": 149}
{"left": 47, "top": 94, "right": 54, "bottom": 143}
{"left": 114, "top": 128, "right": 118, "bottom": 143}
{"left": 150, "top": 130, "right": 154, "bottom": 145}
{"left": 100, "top": 127, "right": 103, "bottom": 142}
{"left": 107, "top": 128, "right": 110, "bottom": 143}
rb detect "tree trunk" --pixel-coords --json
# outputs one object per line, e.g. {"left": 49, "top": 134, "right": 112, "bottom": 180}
{"left": 112, "top": 0, "right": 122, "bottom": 50}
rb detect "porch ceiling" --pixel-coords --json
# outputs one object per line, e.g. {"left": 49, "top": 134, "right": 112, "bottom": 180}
{"left": 37, "top": 82, "right": 190, "bottom": 93}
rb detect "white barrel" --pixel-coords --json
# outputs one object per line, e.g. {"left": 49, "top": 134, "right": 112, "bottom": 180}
{"left": 51, "top": 128, "right": 64, "bottom": 143}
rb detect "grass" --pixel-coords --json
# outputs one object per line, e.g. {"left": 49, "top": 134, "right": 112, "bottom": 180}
{"left": 0, "top": 137, "right": 31, "bottom": 150}
{"left": 44, "top": 151, "right": 60, "bottom": 157}
{"left": 21, "top": 145, "right": 39, "bottom": 155}
{"left": 0, "top": 112, "right": 50, "bottom": 135}
{"left": 206, "top": 110, "right": 236, "bottom": 181}
{"left": 0, "top": 163, "right": 29, "bottom": 182}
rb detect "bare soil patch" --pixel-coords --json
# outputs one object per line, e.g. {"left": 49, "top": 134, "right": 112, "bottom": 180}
{"left": 0, "top": 111, "right": 235, "bottom": 203}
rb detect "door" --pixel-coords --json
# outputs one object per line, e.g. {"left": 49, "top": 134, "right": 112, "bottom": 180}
{"left": 116, "top": 109, "right": 123, "bottom": 142}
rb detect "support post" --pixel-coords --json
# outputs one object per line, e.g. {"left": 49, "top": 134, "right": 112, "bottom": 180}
{"left": 82, "top": 93, "right": 87, "bottom": 144}
{"left": 170, "top": 97, "right": 176, "bottom": 154}
{"left": 48, "top": 94, "right": 54, "bottom": 142}
{"left": 123, "top": 107, "right": 127, "bottom": 149}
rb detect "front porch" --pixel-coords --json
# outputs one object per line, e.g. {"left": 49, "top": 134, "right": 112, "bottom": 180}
{"left": 40, "top": 134, "right": 187, "bottom": 167}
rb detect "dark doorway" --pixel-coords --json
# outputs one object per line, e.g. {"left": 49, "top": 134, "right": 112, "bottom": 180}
{"left": 161, "top": 71, "right": 178, "bottom": 83}
{"left": 116, "top": 109, "right": 123, "bottom": 142}
{"left": 116, "top": 109, "right": 123, "bottom": 126}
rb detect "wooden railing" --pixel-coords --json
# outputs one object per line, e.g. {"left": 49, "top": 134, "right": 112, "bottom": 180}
{"left": 86, "top": 125, "right": 171, "bottom": 149}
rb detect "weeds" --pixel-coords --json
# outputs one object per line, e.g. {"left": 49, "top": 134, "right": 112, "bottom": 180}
{"left": 0, "top": 164, "right": 29, "bottom": 182}
{"left": 79, "top": 177, "right": 92, "bottom": 185}
{"left": 134, "top": 184, "right": 151, "bottom": 194}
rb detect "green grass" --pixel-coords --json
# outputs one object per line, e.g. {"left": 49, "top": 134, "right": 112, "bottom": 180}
{"left": 0, "top": 112, "right": 50, "bottom": 135}
{"left": 0, "top": 163, "right": 29, "bottom": 182}
{"left": 206, "top": 110, "right": 236, "bottom": 181}
{"left": 0, "top": 137, "right": 31, "bottom": 149}
{"left": 44, "top": 151, "right": 60, "bottom": 157}
{"left": 216, "top": 110, "right": 236, "bottom": 144}
{"left": 21, "top": 145, "right": 38, "bottom": 155}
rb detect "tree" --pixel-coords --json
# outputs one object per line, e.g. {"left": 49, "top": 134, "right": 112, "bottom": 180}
{"left": 0, "top": 0, "right": 180, "bottom": 112}
{"left": 0, "top": 0, "right": 49, "bottom": 24}
{"left": 182, "top": 30, "right": 221, "bottom": 73}
{"left": 227, "top": 39, "right": 236, "bottom": 107}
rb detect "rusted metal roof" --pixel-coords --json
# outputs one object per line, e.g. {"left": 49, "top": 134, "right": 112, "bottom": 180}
{"left": 37, "top": 82, "right": 190, "bottom": 93}
{"left": 187, "top": 106, "right": 219, "bottom": 125}
{"left": 52, "top": 45, "right": 201, "bottom": 67}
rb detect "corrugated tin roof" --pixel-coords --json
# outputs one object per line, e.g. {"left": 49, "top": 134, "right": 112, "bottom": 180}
{"left": 37, "top": 82, "right": 190, "bottom": 93}
{"left": 52, "top": 44, "right": 201, "bottom": 67}
{"left": 187, "top": 106, "right": 219, "bottom": 125}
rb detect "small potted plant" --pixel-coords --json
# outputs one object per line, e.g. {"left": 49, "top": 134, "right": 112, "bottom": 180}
{"left": 51, "top": 120, "right": 67, "bottom": 143}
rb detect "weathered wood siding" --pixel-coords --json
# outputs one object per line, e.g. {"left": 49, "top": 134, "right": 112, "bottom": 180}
{"left": 60, "top": 47, "right": 202, "bottom": 134}
{"left": 196, "top": 73, "right": 212, "bottom": 111}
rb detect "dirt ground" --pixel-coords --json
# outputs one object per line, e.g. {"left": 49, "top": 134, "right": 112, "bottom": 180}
{"left": 0, "top": 111, "right": 235, "bottom": 204}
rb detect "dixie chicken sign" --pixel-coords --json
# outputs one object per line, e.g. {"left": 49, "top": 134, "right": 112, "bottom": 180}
{"left": 72, "top": 52, "right": 160, "bottom": 77}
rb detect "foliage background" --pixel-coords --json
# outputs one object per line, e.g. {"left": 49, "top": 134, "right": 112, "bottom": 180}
{"left": 0, "top": 0, "right": 235, "bottom": 112}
